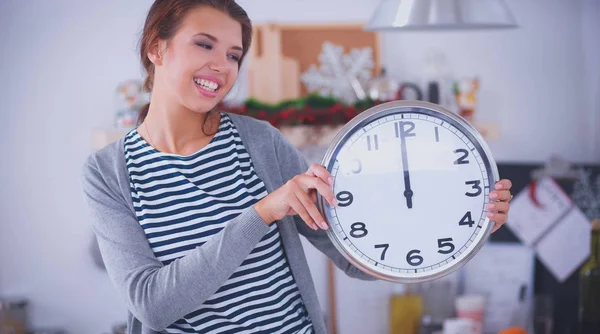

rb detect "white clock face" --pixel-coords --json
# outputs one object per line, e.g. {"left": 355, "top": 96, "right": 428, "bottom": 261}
{"left": 322, "top": 105, "right": 497, "bottom": 282}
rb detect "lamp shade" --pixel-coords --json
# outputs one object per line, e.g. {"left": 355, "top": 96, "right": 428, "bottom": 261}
{"left": 364, "top": 0, "right": 518, "bottom": 31}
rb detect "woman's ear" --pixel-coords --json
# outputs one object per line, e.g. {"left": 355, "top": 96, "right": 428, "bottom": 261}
{"left": 148, "top": 40, "right": 167, "bottom": 66}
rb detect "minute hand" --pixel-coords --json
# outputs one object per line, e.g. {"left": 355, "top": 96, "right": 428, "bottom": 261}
{"left": 397, "top": 121, "right": 416, "bottom": 209}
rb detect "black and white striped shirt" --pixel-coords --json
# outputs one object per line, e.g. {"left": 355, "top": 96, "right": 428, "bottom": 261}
{"left": 124, "top": 113, "right": 313, "bottom": 333}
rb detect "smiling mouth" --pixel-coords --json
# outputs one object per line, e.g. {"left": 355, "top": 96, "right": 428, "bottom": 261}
{"left": 193, "top": 78, "right": 220, "bottom": 92}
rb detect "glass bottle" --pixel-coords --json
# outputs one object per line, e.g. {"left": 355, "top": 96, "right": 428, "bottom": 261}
{"left": 367, "top": 68, "right": 399, "bottom": 102}
{"left": 579, "top": 219, "right": 600, "bottom": 333}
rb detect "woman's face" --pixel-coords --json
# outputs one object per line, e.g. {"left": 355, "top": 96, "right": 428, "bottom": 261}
{"left": 154, "top": 6, "right": 243, "bottom": 114}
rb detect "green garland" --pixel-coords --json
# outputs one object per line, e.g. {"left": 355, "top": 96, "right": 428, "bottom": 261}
{"left": 219, "top": 94, "right": 381, "bottom": 127}
{"left": 243, "top": 94, "right": 377, "bottom": 111}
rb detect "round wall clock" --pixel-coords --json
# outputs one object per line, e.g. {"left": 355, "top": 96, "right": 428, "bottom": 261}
{"left": 318, "top": 100, "right": 499, "bottom": 283}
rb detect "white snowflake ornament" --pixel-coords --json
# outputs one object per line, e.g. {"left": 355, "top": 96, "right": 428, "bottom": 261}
{"left": 301, "top": 41, "right": 374, "bottom": 104}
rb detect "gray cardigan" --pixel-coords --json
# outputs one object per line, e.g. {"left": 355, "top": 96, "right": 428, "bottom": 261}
{"left": 80, "top": 112, "right": 374, "bottom": 334}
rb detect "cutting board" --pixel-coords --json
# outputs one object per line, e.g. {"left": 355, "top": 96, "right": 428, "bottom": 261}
{"left": 247, "top": 24, "right": 301, "bottom": 104}
{"left": 247, "top": 23, "right": 381, "bottom": 103}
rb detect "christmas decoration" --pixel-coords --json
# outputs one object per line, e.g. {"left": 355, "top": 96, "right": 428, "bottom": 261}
{"left": 300, "top": 41, "right": 374, "bottom": 104}
{"left": 217, "top": 93, "right": 381, "bottom": 128}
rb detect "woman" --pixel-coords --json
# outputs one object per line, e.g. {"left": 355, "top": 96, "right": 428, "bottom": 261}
{"left": 81, "top": 0, "right": 514, "bottom": 333}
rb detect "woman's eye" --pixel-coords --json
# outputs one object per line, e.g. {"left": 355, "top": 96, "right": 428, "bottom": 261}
{"left": 228, "top": 54, "right": 241, "bottom": 62}
{"left": 196, "top": 42, "right": 212, "bottom": 50}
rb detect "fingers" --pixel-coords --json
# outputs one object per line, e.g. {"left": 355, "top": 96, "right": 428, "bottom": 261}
{"left": 305, "top": 163, "right": 334, "bottom": 188}
{"left": 487, "top": 201, "right": 509, "bottom": 213}
{"left": 490, "top": 189, "right": 512, "bottom": 201}
{"left": 487, "top": 199, "right": 509, "bottom": 233}
{"left": 309, "top": 191, "right": 317, "bottom": 204}
{"left": 304, "top": 163, "right": 338, "bottom": 206}
{"left": 287, "top": 191, "right": 319, "bottom": 231}
{"left": 494, "top": 179, "right": 512, "bottom": 190}
{"left": 278, "top": 171, "right": 334, "bottom": 231}
{"left": 287, "top": 186, "right": 328, "bottom": 230}
{"left": 295, "top": 189, "right": 328, "bottom": 230}
{"left": 295, "top": 174, "right": 337, "bottom": 207}
{"left": 489, "top": 212, "right": 507, "bottom": 231}
{"left": 489, "top": 179, "right": 513, "bottom": 233}
{"left": 490, "top": 179, "right": 513, "bottom": 202}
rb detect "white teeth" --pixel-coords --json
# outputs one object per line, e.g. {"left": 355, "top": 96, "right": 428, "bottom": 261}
{"left": 194, "top": 78, "right": 219, "bottom": 92}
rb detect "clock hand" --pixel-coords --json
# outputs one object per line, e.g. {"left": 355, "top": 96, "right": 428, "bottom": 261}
{"left": 400, "top": 133, "right": 413, "bottom": 209}
{"left": 398, "top": 121, "right": 416, "bottom": 209}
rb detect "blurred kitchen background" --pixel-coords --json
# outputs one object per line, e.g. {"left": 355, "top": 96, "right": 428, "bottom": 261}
{"left": 1, "top": 0, "right": 599, "bottom": 333}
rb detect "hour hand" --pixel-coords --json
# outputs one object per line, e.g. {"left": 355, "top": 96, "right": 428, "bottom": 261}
{"left": 404, "top": 186, "right": 413, "bottom": 209}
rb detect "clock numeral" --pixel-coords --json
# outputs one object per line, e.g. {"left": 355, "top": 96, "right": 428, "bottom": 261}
{"left": 454, "top": 148, "right": 470, "bottom": 165}
{"left": 350, "top": 222, "right": 368, "bottom": 238}
{"left": 336, "top": 191, "right": 354, "bottom": 207}
{"left": 437, "top": 238, "right": 456, "bottom": 254}
{"left": 351, "top": 159, "right": 362, "bottom": 174}
{"left": 465, "top": 180, "right": 482, "bottom": 197}
{"left": 406, "top": 249, "right": 424, "bottom": 267}
{"left": 459, "top": 211, "right": 475, "bottom": 227}
{"left": 374, "top": 243, "right": 389, "bottom": 261}
{"left": 434, "top": 126, "right": 440, "bottom": 142}
{"left": 395, "top": 121, "right": 416, "bottom": 139}
{"left": 367, "top": 135, "right": 379, "bottom": 151}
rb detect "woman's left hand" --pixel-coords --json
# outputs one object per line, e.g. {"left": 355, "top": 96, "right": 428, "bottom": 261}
{"left": 488, "top": 179, "right": 513, "bottom": 233}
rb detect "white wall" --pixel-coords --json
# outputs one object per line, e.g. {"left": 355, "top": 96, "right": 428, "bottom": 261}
{"left": 582, "top": 0, "right": 600, "bottom": 161}
{"left": 0, "top": 0, "right": 597, "bottom": 333}
{"left": 0, "top": 1, "right": 149, "bottom": 332}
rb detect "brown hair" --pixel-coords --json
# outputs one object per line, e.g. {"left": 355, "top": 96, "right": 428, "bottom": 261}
{"left": 137, "top": 0, "right": 252, "bottom": 124}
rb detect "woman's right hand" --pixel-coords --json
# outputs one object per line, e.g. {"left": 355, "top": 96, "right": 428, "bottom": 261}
{"left": 253, "top": 163, "right": 338, "bottom": 230}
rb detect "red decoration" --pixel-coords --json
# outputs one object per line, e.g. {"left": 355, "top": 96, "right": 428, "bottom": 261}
{"left": 218, "top": 98, "right": 384, "bottom": 128}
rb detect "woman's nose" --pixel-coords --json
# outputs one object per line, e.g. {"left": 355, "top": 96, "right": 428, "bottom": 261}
{"left": 207, "top": 54, "right": 229, "bottom": 73}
